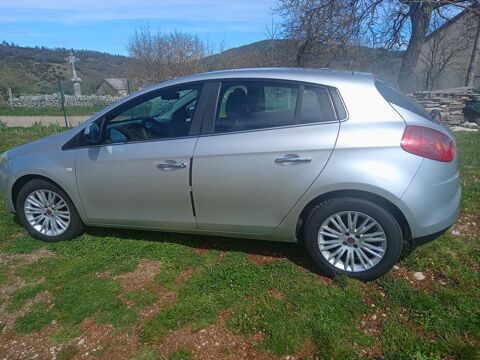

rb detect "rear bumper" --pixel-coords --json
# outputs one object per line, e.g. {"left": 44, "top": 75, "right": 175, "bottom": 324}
{"left": 400, "top": 158, "right": 460, "bottom": 239}
{"left": 411, "top": 226, "right": 450, "bottom": 247}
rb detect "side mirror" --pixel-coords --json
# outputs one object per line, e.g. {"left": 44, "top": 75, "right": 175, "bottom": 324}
{"left": 84, "top": 123, "right": 101, "bottom": 144}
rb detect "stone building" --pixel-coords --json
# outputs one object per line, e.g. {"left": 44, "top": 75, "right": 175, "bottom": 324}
{"left": 96, "top": 78, "right": 129, "bottom": 96}
{"left": 415, "top": 9, "right": 480, "bottom": 90}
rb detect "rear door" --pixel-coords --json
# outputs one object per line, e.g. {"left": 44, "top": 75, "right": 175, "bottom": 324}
{"left": 192, "top": 80, "right": 341, "bottom": 234}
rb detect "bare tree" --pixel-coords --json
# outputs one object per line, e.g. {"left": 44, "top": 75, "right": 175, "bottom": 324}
{"left": 274, "top": 0, "right": 480, "bottom": 91}
{"left": 127, "top": 27, "right": 216, "bottom": 86}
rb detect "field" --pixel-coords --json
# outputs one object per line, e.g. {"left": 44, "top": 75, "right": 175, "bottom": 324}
{"left": 0, "top": 105, "right": 103, "bottom": 117}
{"left": 0, "top": 126, "right": 479, "bottom": 359}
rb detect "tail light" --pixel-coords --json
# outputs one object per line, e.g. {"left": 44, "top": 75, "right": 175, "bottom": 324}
{"left": 401, "top": 126, "right": 455, "bottom": 162}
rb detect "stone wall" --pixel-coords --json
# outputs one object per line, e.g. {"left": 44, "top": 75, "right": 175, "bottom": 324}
{"left": 9, "top": 93, "right": 120, "bottom": 108}
{"left": 410, "top": 87, "right": 480, "bottom": 127}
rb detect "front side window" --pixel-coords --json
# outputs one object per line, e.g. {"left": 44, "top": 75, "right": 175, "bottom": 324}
{"left": 215, "top": 81, "right": 299, "bottom": 133}
{"left": 104, "top": 84, "right": 202, "bottom": 143}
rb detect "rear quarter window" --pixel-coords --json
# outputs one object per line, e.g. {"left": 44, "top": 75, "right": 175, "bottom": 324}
{"left": 375, "top": 80, "right": 433, "bottom": 121}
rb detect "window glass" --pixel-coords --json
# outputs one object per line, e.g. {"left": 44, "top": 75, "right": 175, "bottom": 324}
{"left": 375, "top": 80, "right": 433, "bottom": 121}
{"left": 215, "top": 81, "right": 298, "bottom": 133}
{"left": 104, "top": 85, "right": 202, "bottom": 143}
{"left": 300, "top": 87, "right": 336, "bottom": 123}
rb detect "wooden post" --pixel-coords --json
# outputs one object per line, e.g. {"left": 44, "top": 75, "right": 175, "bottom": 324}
{"left": 127, "top": 79, "right": 132, "bottom": 95}
{"left": 7, "top": 87, "right": 13, "bottom": 107}
{"left": 58, "top": 79, "right": 69, "bottom": 127}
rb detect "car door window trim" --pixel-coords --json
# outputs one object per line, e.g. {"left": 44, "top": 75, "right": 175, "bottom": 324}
{"left": 199, "top": 78, "right": 342, "bottom": 137}
{"left": 62, "top": 81, "right": 208, "bottom": 150}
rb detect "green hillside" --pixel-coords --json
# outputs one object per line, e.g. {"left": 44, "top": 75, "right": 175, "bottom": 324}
{"left": 0, "top": 43, "right": 131, "bottom": 95}
{"left": 0, "top": 40, "right": 403, "bottom": 98}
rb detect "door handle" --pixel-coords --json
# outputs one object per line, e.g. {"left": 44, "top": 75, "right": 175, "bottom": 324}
{"left": 275, "top": 155, "right": 312, "bottom": 164}
{"left": 157, "top": 160, "right": 187, "bottom": 170}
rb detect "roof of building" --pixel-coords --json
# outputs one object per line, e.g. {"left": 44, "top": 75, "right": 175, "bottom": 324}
{"left": 101, "top": 78, "right": 128, "bottom": 90}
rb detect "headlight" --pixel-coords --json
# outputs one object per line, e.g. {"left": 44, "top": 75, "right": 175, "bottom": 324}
{"left": 0, "top": 151, "right": 8, "bottom": 164}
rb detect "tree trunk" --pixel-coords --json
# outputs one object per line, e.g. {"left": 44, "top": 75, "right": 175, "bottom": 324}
{"left": 397, "top": 3, "right": 433, "bottom": 92}
{"left": 465, "top": 15, "right": 480, "bottom": 88}
{"left": 296, "top": 39, "right": 310, "bottom": 67}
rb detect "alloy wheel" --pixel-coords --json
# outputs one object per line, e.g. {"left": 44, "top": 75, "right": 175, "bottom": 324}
{"left": 24, "top": 189, "right": 71, "bottom": 236}
{"left": 318, "top": 211, "right": 387, "bottom": 272}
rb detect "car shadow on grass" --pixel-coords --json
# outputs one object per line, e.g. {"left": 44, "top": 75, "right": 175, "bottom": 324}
{"left": 83, "top": 226, "right": 324, "bottom": 276}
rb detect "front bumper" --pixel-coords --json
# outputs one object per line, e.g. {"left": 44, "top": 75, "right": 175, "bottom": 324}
{"left": 0, "top": 158, "right": 13, "bottom": 211}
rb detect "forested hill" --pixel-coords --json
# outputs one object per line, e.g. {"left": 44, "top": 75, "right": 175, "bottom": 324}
{"left": 0, "top": 43, "right": 130, "bottom": 95}
{"left": 0, "top": 40, "right": 403, "bottom": 96}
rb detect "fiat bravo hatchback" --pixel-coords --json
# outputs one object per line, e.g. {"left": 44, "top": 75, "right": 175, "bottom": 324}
{"left": 0, "top": 68, "right": 460, "bottom": 280}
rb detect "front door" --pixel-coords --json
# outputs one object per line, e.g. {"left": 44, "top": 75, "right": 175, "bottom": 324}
{"left": 192, "top": 80, "right": 340, "bottom": 234}
{"left": 75, "top": 83, "right": 205, "bottom": 230}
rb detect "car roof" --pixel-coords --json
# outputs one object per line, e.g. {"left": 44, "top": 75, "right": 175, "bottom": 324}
{"left": 142, "top": 67, "right": 375, "bottom": 92}
{"left": 87, "top": 68, "right": 376, "bottom": 127}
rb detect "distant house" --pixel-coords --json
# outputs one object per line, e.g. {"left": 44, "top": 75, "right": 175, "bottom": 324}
{"left": 96, "top": 78, "right": 129, "bottom": 96}
{"left": 415, "top": 9, "right": 480, "bottom": 90}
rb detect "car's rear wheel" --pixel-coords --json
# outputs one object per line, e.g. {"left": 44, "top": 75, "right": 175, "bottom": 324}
{"left": 304, "top": 197, "right": 403, "bottom": 281}
{"left": 16, "top": 179, "right": 84, "bottom": 242}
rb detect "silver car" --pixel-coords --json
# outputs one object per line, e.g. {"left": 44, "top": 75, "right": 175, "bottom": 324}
{"left": 0, "top": 68, "right": 460, "bottom": 280}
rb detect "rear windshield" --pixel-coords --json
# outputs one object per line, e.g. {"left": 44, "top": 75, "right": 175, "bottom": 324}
{"left": 375, "top": 80, "right": 433, "bottom": 121}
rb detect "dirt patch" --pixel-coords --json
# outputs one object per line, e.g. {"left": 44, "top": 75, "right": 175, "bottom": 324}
{"left": 356, "top": 283, "right": 387, "bottom": 358}
{"left": 74, "top": 317, "right": 139, "bottom": 359}
{"left": 114, "top": 259, "right": 162, "bottom": 292}
{"left": 155, "top": 310, "right": 275, "bottom": 360}
{"left": 175, "top": 267, "right": 198, "bottom": 285}
{"left": 156, "top": 310, "right": 319, "bottom": 360}
{"left": 0, "top": 322, "right": 58, "bottom": 360}
{"left": 391, "top": 265, "right": 451, "bottom": 292}
{"left": 2, "top": 248, "right": 56, "bottom": 266}
{"left": 247, "top": 254, "right": 279, "bottom": 266}
{"left": 0, "top": 249, "right": 56, "bottom": 334}
{"left": 450, "top": 212, "right": 480, "bottom": 239}
{"left": 139, "top": 290, "right": 177, "bottom": 320}
{"left": 266, "top": 288, "right": 283, "bottom": 300}
{"left": 192, "top": 248, "right": 209, "bottom": 255}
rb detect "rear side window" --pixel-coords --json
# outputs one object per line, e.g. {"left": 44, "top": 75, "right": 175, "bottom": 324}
{"left": 300, "top": 87, "right": 336, "bottom": 123}
{"left": 215, "top": 81, "right": 298, "bottom": 133}
{"left": 375, "top": 80, "right": 433, "bottom": 121}
{"left": 214, "top": 81, "right": 338, "bottom": 134}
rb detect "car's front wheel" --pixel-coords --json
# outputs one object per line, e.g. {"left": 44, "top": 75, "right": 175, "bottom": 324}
{"left": 17, "top": 179, "right": 84, "bottom": 242}
{"left": 304, "top": 197, "right": 403, "bottom": 281}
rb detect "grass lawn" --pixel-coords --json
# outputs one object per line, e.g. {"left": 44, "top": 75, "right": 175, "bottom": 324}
{"left": 0, "top": 105, "right": 104, "bottom": 117}
{"left": 0, "top": 126, "right": 479, "bottom": 359}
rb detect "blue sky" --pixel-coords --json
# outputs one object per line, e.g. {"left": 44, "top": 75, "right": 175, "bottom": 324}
{"left": 0, "top": 0, "right": 278, "bottom": 55}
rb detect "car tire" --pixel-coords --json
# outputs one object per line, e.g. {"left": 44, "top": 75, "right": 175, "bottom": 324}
{"left": 16, "top": 179, "right": 84, "bottom": 242}
{"left": 304, "top": 197, "right": 403, "bottom": 281}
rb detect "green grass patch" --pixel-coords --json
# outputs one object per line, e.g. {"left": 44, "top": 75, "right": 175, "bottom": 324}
{"left": 51, "top": 324, "right": 82, "bottom": 344}
{"left": 15, "top": 302, "right": 55, "bottom": 333}
{"left": 123, "top": 290, "right": 158, "bottom": 308}
{"left": 56, "top": 344, "right": 78, "bottom": 360}
{"left": 7, "top": 283, "right": 46, "bottom": 312}
{"left": 0, "top": 127, "right": 479, "bottom": 358}
{"left": 6, "top": 235, "right": 44, "bottom": 254}
{"left": 0, "top": 267, "right": 6, "bottom": 285}
{"left": 131, "top": 345, "right": 159, "bottom": 360}
{"left": 169, "top": 348, "right": 192, "bottom": 360}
